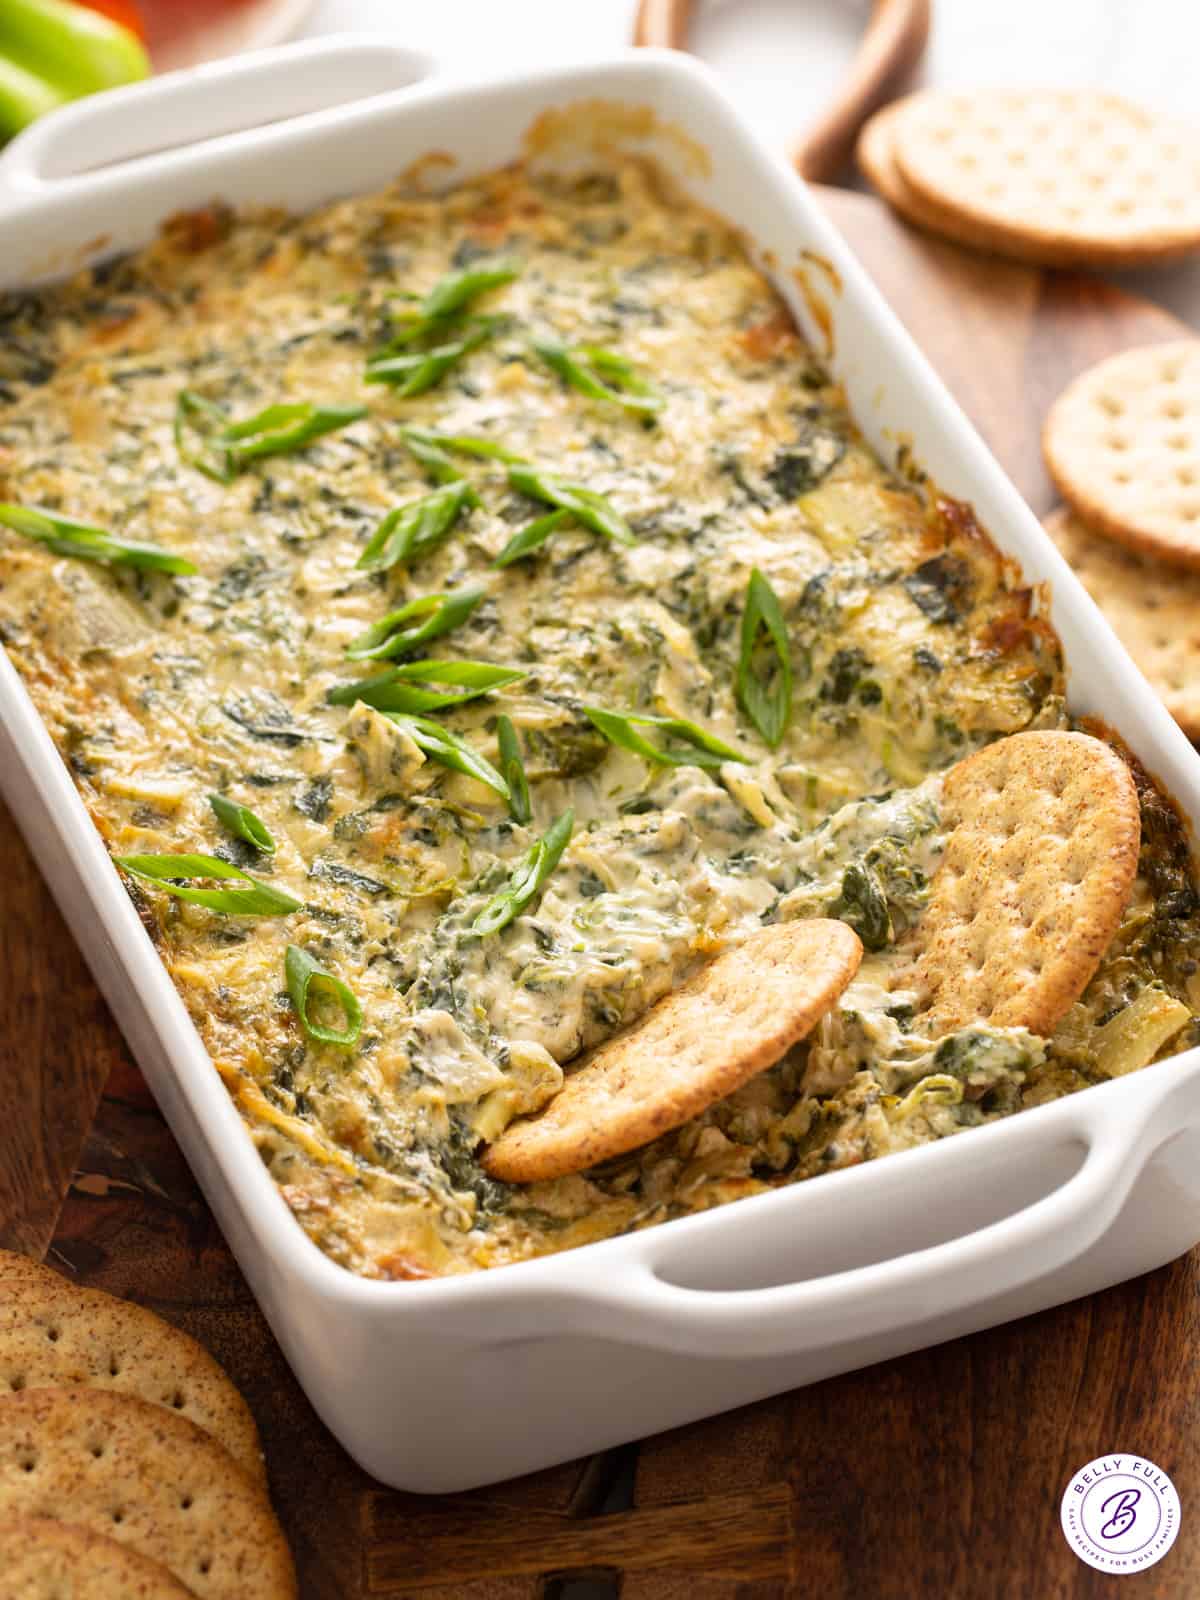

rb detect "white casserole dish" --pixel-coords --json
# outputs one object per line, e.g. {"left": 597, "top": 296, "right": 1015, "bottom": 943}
{"left": 2, "top": 38, "right": 1200, "bottom": 1494}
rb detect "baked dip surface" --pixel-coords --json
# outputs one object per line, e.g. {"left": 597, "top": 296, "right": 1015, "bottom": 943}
{"left": 2, "top": 157, "right": 1198, "bottom": 1278}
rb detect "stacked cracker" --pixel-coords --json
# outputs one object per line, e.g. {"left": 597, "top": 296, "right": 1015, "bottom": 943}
{"left": 0, "top": 1253, "right": 296, "bottom": 1599}
{"left": 857, "top": 86, "right": 1200, "bottom": 738}
{"left": 1041, "top": 341, "right": 1200, "bottom": 739}
{"left": 858, "top": 89, "right": 1200, "bottom": 270}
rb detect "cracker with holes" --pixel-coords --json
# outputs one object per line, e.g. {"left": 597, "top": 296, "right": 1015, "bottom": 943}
{"left": 0, "top": 1388, "right": 296, "bottom": 1600}
{"left": 1044, "top": 341, "right": 1200, "bottom": 569}
{"left": 857, "top": 95, "right": 1005, "bottom": 251}
{"left": 0, "top": 1277, "right": 264, "bottom": 1486}
{"left": 0, "top": 1252, "right": 59, "bottom": 1288}
{"left": 890, "top": 89, "right": 1200, "bottom": 268}
{"left": 0, "top": 1513, "right": 195, "bottom": 1599}
{"left": 899, "top": 731, "right": 1140, "bottom": 1035}
{"left": 1044, "top": 506, "right": 1200, "bottom": 736}
{"left": 483, "top": 919, "right": 862, "bottom": 1183}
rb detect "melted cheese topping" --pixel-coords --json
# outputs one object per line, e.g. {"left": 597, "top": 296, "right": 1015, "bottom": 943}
{"left": 1, "top": 159, "right": 1197, "bottom": 1278}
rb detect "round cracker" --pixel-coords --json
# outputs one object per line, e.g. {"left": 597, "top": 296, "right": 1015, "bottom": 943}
{"left": 0, "top": 1388, "right": 296, "bottom": 1600}
{"left": 1044, "top": 341, "right": 1200, "bottom": 570}
{"left": 483, "top": 919, "right": 863, "bottom": 1183}
{"left": 902, "top": 731, "right": 1140, "bottom": 1035}
{"left": 857, "top": 96, "right": 1008, "bottom": 252}
{"left": 0, "top": 1253, "right": 60, "bottom": 1288}
{"left": 0, "top": 1277, "right": 265, "bottom": 1487}
{"left": 1044, "top": 506, "right": 1200, "bottom": 738}
{"left": 0, "top": 1514, "right": 194, "bottom": 1599}
{"left": 892, "top": 89, "right": 1200, "bottom": 268}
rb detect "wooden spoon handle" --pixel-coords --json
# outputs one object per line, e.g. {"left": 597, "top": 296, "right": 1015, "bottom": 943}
{"left": 632, "top": 0, "right": 931, "bottom": 185}
{"left": 632, "top": 0, "right": 693, "bottom": 48}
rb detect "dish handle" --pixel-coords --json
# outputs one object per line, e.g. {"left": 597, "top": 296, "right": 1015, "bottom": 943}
{"left": 546, "top": 1077, "right": 1187, "bottom": 1360}
{"left": 0, "top": 35, "right": 437, "bottom": 198}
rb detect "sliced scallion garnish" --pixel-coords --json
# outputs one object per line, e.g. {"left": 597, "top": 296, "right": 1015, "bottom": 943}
{"left": 366, "top": 260, "right": 520, "bottom": 394}
{"left": 531, "top": 337, "right": 664, "bottom": 417}
{"left": 506, "top": 464, "right": 634, "bottom": 546}
{"left": 380, "top": 258, "right": 521, "bottom": 349}
{"left": 0, "top": 503, "right": 196, "bottom": 575}
{"left": 208, "top": 794, "right": 276, "bottom": 855}
{"left": 736, "top": 567, "right": 793, "bottom": 747}
{"left": 174, "top": 391, "right": 365, "bottom": 482}
{"left": 174, "top": 390, "right": 233, "bottom": 482}
{"left": 400, "top": 428, "right": 468, "bottom": 484}
{"left": 114, "top": 852, "right": 301, "bottom": 915}
{"left": 583, "top": 706, "right": 743, "bottom": 770}
{"left": 285, "top": 945, "right": 362, "bottom": 1049}
{"left": 355, "top": 481, "right": 475, "bottom": 573}
{"left": 493, "top": 508, "right": 574, "bottom": 568}
{"left": 383, "top": 713, "right": 509, "bottom": 799}
{"left": 495, "top": 714, "right": 531, "bottom": 825}
{"left": 222, "top": 402, "right": 366, "bottom": 462}
{"left": 365, "top": 320, "right": 494, "bottom": 398}
{"left": 345, "top": 587, "right": 484, "bottom": 662}
{"left": 400, "top": 426, "right": 526, "bottom": 466}
{"left": 328, "top": 658, "right": 525, "bottom": 714}
{"left": 422, "top": 258, "right": 522, "bottom": 322}
{"left": 471, "top": 808, "right": 574, "bottom": 936}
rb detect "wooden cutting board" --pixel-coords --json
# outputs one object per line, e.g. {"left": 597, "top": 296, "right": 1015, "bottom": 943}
{"left": 2, "top": 186, "right": 1197, "bottom": 1600}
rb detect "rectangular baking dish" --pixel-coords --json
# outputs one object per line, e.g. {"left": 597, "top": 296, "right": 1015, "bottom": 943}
{"left": 3, "top": 38, "right": 1200, "bottom": 1494}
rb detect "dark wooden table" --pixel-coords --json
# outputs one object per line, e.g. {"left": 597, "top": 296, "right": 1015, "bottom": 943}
{"left": 2, "top": 187, "right": 1198, "bottom": 1599}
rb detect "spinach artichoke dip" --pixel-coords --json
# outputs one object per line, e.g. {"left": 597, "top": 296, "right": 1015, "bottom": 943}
{"left": 1, "top": 156, "right": 1199, "bottom": 1279}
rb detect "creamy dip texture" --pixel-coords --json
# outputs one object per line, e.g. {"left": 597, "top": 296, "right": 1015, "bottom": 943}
{"left": 1, "top": 156, "right": 1198, "bottom": 1276}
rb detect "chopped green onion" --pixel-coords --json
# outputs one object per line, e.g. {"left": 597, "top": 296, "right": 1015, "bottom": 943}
{"left": 423, "top": 257, "right": 521, "bottom": 321}
{"left": 174, "top": 391, "right": 365, "bottom": 482}
{"left": 400, "top": 428, "right": 467, "bottom": 484}
{"left": 401, "top": 427, "right": 526, "bottom": 465}
{"left": 495, "top": 714, "right": 531, "bottom": 825}
{"left": 174, "top": 390, "right": 233, "bottom": 482}
{"left": 355, "top": 482, "right": 474, "bottom": 573}
{"left": 208, "top": 794, "right": 276, "bottom": 854}
{"left": 507, "top": 464, "right": 634, "bottom": 546}
{"left": 221, "top": 402, "right": 365, "bottom": 462}
{"left": 384, "top": 713, "right": 509, "bottom": 799}
{"left": 379, "top": 258, "right": 521, "bottom": 350}
{"left": 345, "top": 587, "right": 483, "bottom": 662}
{"left": 114, "top": 853, "right": 301, "bottom": 915}
{"left": 531, "top": 338, "right": 664, "bottom": 416}
{"left": 0, "top": 503, "right": 196, "bottom": 576}
{"left": 583, "top": 706, "right": 743, "bottom": 770}
{"left": 328, "top": 658, "right": 525, "bottom": 713}
{"left": 472, "top": 808, "right": 574, "bottom": 936}
{"left": 285, "top": 945, "right": 362, "bottom": 1049}
{"left": 493, "top": 508, "right": 573, "bottom": 568}
{"left": 365, "top": 320, "right": 494, "bottom": 398}
{"left": 737, "top": 568, "right": 793, "bottom": 747}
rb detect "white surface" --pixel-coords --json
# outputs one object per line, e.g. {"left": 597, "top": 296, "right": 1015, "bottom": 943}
{"left": 299, "top": 0, "right": 1200, "bottom": 325}
{"left": 2, "top": 42, "right": 1200, "bottom": 1491}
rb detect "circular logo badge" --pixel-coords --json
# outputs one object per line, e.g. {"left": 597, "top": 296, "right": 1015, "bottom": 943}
{"left": 1061, "top": 1456, "right": 1181, "bottom": 1574}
